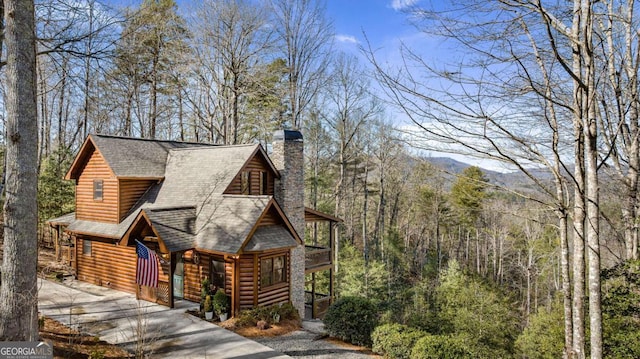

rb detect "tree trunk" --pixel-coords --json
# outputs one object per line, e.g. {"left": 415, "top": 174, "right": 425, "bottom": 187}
{"left": 178, "top": 84, "right": 184, "bottom": 141}
{"left": 558, "top": 209, "right": 573, "bottom": 357}
{"left": 584, "top": 2, "right": 602, "bottom": 353}
{"left": 0, "top": 0, "right": 39, "bottom": 341}
{"left": 150, "top": 53, "right": 158, "bottom": 140}
{"left": 82, "top": 1, "right": 94, "bottom": 141}
{"left": 571, "top": 1, "right": 586, "bottom": 356}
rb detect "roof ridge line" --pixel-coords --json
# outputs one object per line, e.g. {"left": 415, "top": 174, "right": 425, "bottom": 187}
{"left": 92, "top": 133, "right": 218, "bottom": 147}
{"left": 144, "top": 205, "right": 197, "bottom": 212}
{"left": 168, "top": 143, "right": 259, "bottom": 151}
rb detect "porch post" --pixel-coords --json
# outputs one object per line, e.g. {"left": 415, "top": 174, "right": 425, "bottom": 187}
{"left": 232, "top": 257, "right": 240, "bottom": 316}
{"left": 169, "top": 253, "right": 175, "bottom": 308}
{"left": 329, "top": 222, "right": 335, "bottom": 301}
{"left": 311, "top": 272, "right": 316, "bottom": 318}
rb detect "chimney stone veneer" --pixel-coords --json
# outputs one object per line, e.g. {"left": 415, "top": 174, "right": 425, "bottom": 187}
{"left": 272, "top": 130, "right": 305, "bottom": 317}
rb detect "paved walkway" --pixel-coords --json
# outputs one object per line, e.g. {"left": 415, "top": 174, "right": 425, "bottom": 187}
{"left": 37, "top": 278, "right": 289, "bottom": 359}
{"left": 255, "top": 320, "right": 375, "bottom": 358}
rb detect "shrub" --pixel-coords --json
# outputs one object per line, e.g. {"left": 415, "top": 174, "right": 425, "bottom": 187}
{"left": 602, "top": 260, "right": 640, "bottom": 358}
{"left": 201, "top": 277, "right": 210, "bottom": 300}
{"left": 515, "top": 303, "right": 564, "bottom": 359}
{"left": 410, "top": 334, "right": 474, "bottom": 359}
{"left": 372, "top": 323, "right": 427, "bottom": 359}
{"left": 203, "top": 295, "right": 213, "bottom": 313}
{"left": 213, "top": 289, "right": 229, "bottom": 315}
{"left": 277, "top": 302, "right": 300, "bottom": 321}
{"left": 323, "top": 296, "right": 378, "bottom": 347}
{"left": 88, "top": 349, "right": 105, "bottom": 359}
{"left": 235, "top": 302, "right": 301, "bottom": 328}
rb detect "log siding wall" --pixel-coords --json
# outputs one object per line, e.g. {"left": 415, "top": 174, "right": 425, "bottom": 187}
{"left": 258, "top": 207, "right": 285, "bottom": 226}
{"left": 182, "top": 253, "right": 233, "bottom": 304}
{"left": 257, "top": 251, "right": 290, "bottom": 307}
{"left": 238, "top": 254, "right": 256, "bottom": 310}
{"left": 118, "top": 179, "right": 155, "bottom": 221}
{"left": 225, "top": 154, "right": 275, "bottom": 195}
{"left": 76, "top": 150, "right": 118, "bottom": 223}
{"left": 76, "top": 237, "right": 167, "bottom": 294}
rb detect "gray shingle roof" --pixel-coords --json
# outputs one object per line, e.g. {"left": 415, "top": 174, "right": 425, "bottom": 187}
{"left": 140, "top": 144, "right": 260, "bottom": 207}
{"left": 66, "top": 218, "right": 128, "bottom": 239}
{"left": 144, "top": 207, "right": 196, "bottom": 252}
{"left": 243, "top": 225, "right": 298, "bottom": 252}
{"left": 194, "top": 195, "right": 272, "bottom": 253}
{"left": 59, "top": 136, "right": 299, "bottom": 254}
{"left": 46, "top": 212, "right": 76, "bottom": 225}
{"left": 91, "top": 134, "right": 215, "bottom": 178}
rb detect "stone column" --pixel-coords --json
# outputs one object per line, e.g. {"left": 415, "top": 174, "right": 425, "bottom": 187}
{"left": 272, "top": 130, "right": 305, "bottom": 317}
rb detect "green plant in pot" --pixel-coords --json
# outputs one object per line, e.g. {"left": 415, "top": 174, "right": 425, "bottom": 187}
{"left": 201, "top": 278, "right": 211, "bottom": 300}
{"left": 213, "top": 289, "right": 229, "bottom": 321}
{"left": 203, "top": 295, "right": 214, "bottom": 320}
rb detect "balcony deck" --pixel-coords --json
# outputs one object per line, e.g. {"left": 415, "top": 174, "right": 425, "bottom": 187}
{"left": 305, "top": 245, "right": 332, "bottom": 273}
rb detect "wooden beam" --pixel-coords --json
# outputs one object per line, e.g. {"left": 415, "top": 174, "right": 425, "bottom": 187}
{"left": 330, "top": 222, "right": 335, "bottom": 302}
{"left": 233, "top": 259, "right": 240, "bottom": 316}
{"left": 169, "top": 253, "right": 175, "bottom": 308}
{"left": 311, "top": 272, "right": 316, "bottom": 319}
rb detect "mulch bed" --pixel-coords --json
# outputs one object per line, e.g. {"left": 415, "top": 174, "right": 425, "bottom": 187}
{"left": 185, "top": 308, "right": 302, "bottom": 337}
{"left": 40, "top": 317, "right": 132, "bottom": 359}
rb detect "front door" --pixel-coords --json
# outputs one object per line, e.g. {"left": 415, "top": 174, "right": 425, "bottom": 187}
{"left": 173, "top": 254, "right": 184, "bottom": 299}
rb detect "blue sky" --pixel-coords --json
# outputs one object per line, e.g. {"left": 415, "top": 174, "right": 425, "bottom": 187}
{"left": 99, "top": 0, "right": 509, "bottom": 171}
{"left": 327, "top": 0, "right": 419, "bottom": 51}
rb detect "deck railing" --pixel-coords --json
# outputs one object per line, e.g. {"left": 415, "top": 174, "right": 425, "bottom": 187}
{"left": 305, "top": 291, "right": 332, "bottom": 319}
{"left": 305, "top": 246, "right": 331, "bottom": 270}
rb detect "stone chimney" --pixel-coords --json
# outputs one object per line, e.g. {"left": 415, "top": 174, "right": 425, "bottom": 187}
{"left": 272, "top": 130, "right": 305, "bottom": 317}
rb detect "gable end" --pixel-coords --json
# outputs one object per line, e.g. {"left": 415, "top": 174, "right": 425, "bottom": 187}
{"left": 224, "top": 146, "right": 280, "bottom": 195}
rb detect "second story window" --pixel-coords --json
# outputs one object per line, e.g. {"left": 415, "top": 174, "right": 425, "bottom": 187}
{"left": 241, "top": 172, "right": 250, "bottom": 195}
{"left": 259, "top": 171, "right": 268, "bottom": 195}
{"left": 93, "top": 179, "right": 103, "bottom": 201}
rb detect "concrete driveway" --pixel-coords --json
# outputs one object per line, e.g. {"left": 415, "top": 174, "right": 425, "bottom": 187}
{"left": 37, "top": 278, "right": 290, "bottom": 359}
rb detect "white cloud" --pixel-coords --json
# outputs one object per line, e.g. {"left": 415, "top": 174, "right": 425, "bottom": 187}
{"left": 335, "top": 34, "right": 359, "bottom": 44}
{"left": 390, "top": 0, "right": 418, "bottom": 11}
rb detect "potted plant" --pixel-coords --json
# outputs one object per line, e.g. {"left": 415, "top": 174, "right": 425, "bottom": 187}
{"left": 201, "top": 278, "right": 211, "bottom": 300}
{"left": 213, "top": 289, "right": 229, "bottom": 321}
{"left": 200, "top": 277, "right": 210, "bottom": 312}
{"left": 203, "top": 295, "right": 214, "bottom": 320}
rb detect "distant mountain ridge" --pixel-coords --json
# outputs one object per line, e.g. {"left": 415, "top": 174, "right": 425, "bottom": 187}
{"left": 423, "top": 157, "right": 550, "bottom": 192}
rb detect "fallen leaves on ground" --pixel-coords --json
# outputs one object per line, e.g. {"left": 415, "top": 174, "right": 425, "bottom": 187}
{"left": 40, "top": 317, "right": 131, "bottom": 359}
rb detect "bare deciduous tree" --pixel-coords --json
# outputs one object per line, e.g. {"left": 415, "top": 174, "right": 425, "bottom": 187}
{"left": 269, "top": 0, "right": 333, "bottom": 129}
{"left": 365, "top": 0, "right": 621, "bottom": 356}
{"left": 0, "top": 0, "right": 39, "bottom": 341}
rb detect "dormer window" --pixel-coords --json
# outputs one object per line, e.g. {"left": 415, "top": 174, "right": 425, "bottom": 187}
{"left": 241, "top": 172, "right": 250, "bottom": 195}
{"left": 260, "top": 171, "right": 268, "bottom": 195}
{"left": 93, "top": 179, "right": 103, "bottom": 201}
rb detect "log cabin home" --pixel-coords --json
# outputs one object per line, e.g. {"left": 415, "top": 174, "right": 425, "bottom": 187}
{"left": 47, "top": 130, "right": 339, "bottom": 319}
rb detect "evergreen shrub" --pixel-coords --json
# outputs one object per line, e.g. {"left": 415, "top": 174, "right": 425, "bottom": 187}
{"left": 372, "top": 323, "right": 427, "bottom": 359}
{"left": 323, "top": 296, "right": 378, "bottom": 347}
{"left": 410, "top": 334, "right": 474, "bottom": 359}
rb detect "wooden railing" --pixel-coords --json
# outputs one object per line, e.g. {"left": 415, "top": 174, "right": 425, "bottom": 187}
{"left": 305, "top": 291, "right": 331, "bottom": 319}
{"left": 305, "top": 246, "right": 331, "bottom": 270}
{"left": 156, "top": 280, "right": 170, "bottom": 306}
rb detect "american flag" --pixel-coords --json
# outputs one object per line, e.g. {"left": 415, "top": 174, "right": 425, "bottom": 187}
{"left": 136, "top": 240, "right": 159, "bottom": 288}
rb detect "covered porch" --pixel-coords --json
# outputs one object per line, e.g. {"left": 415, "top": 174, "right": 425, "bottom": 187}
{"left": 304, "top": 207, "right": 341, "bottom": 319}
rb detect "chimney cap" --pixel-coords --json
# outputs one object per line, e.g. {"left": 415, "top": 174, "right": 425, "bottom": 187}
{"left": 273, "top": 129, "right": 303, "bottom": 142}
